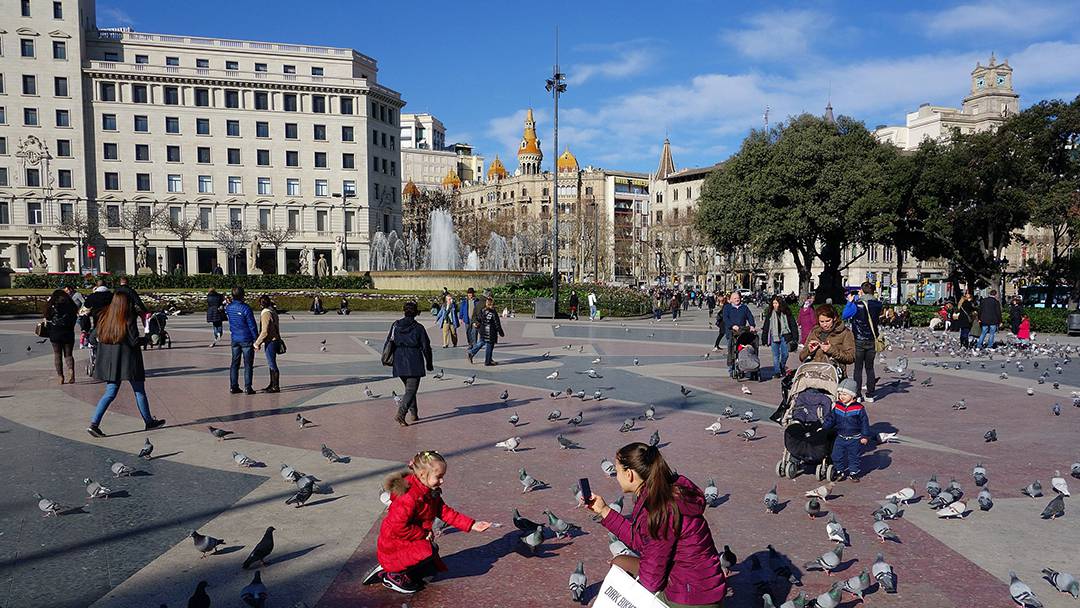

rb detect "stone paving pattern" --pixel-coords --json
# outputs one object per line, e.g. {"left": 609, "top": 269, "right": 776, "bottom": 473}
{"left": 0, "top": 306, "right": 1078, "bottom": 608}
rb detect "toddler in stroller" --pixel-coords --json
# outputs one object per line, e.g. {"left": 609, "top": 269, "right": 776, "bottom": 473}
{"left": 144, "top": 310, "right": 171, "bottom": 349}
{"left": 730, "top": 327, "right": 761, "bottom": 381}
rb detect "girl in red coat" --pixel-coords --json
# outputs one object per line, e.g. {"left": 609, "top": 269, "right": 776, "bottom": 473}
{"left": 364, "top": 450, "right": 492, "bottom": 594}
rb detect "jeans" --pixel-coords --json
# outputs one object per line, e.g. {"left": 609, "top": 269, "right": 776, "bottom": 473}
{"left": 230, "top": 341, "right": 255, "bottom": 389}
{"left": 92, "top": 380, "right": 152, "bottom": 425}
{"left": 831, "top": 436, "right": 864, "bottom": 476}
{"left": 212, "top": 322, "right": 223, "bottom": 340}
{"left": 466, "top": 324, "right": 477, "bottom": 347}
{"left": 397, "top": 376, "right": 421, "bottom": 420}
{"left": 263, "top": 342, "right": 278, "bottom": 372}
{"left": 770, "top": 339, "right": 789, "bottom": 377}
{"left": 468, "top": 339, "right": 495, "bottom": 364}
{"left": 589, "top": 305, "right": 598, "bottom": 320}
{"left": 959, "top": 326, "right": 971, "bottom": 347}
{"left": 977, "top": 324, "right": 998, "bottom": 349}
{"left": 853, "top": 339, "right": 877, "bottom": 397}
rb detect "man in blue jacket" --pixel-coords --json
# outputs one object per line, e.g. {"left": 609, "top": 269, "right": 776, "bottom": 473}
{"left": 823, "top": 378, "right": 871, "bottom": 482}
{"left": 842, "top": 281, "right": 883, "bottom": 402}
{"left": 721, "top": 290, "right": 756, "bottom": 377}
{"left": 458, "top": 288, "right": 481, "bottom": 348}
{"left": 226, "top": 287, "right": 259, "bottom": 395}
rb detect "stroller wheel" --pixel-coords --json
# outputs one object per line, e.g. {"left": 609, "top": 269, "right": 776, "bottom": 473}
{"left": 816, "top": 464, "right": 826, "bottom": 481}
{"left": 826, "top": 464, "right": 836, "bottom": 482}
{"left": 776, "top": 459, "right": 786, "bottom": 478}
{"left": 786, "top": 461, "right": 799, "bottom": 479}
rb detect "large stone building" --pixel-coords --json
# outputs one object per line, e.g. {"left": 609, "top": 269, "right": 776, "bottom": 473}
{"left": 0, "top": 0, "right": 404, "bottom": 275}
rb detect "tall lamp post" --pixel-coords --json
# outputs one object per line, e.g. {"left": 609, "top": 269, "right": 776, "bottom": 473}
{"left": 546, "top": 31, "right": 567, "bottom": 309}
{"left": 332, "top": 190, "right": 357, "bottom": 272}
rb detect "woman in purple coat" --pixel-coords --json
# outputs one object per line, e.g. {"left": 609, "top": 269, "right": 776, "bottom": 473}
{"left": 586, "top": 443, "right": 727, "bottom": 607}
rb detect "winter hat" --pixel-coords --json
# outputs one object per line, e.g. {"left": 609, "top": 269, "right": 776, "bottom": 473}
{"left": 838, "top": 378, "right": 859, "bottom": 397}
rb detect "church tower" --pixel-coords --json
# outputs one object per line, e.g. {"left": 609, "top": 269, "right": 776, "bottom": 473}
{"left": 517, "top": 108, "right": 543, "bottom": 175}
{"left": 962, "top": 53, "right": 1020, "bottom": 117}
{"left": 655, "top": 138, "right": 675, "bottom": 180}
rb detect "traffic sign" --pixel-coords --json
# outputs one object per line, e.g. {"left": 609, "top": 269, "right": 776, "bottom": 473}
{"left": 87, "top": 245, "right": 96, "bottom": 258}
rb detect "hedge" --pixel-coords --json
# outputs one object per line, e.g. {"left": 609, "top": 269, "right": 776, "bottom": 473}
{"left": 10, "top": 272, "right": 373, "bottom": 291}
{"left": 894, "top": 305, "right": 1073, "bottom": 335}
{"left": 491, "top": 275, "right": 653, "bottom": 317}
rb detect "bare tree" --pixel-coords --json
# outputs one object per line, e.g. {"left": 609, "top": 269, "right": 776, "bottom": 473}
{"left": 55, "top": 209, "right": 100, "bottom": 274}
{"left": 212, "top": 224, "right": 250, "bottom": 275}
{"left": 156, "top": 213, "right": 202, "bottom": 273}
{"left": 117, "top": 203, "right": 168, "bottom": 270}
{"left": 515, "top": 222, "right": 549, "bottom": 272}
{"left": 257, "top": 225, "right": 296, "bottom": 274}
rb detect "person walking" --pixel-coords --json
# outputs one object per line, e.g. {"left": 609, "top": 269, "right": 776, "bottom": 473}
{"left": 797, "top": 294, "right": 816, "bottom": 347}
{"left": 252, "top": 295, "right": 281, "bottom": 393}
{"left": 977, "top": 289, "right": 1002, "bottom": 349}
{"left": 459, "top": 288, "right": 482, "bottom": 347}
{"left": 762, "top": 295, "right": 798, "bottom": 379}
{"left": 467, "top": 297, "right": 504, "bottom": 366}
{"left": 956, "top": 292, "right": 976, "bottom": 348}
{"left": 706, "top": 291, "right": 717, "bottom": 320}
{"left": 568, "top": 290, "right": 580, "bottom": 321}
{"left": 435, "top": 294, "right": 459, "bottom": 348}
{"left": 712, "top": 294, "right": 728, "bottom": 351}
{"left": 842, "top": 282, "right": 883, "bottom": 402}
{"left": 64, "top": 285, "right": 85, "bottom": 310}
{"left": 669, "top": 293, "right": 679, "bottom": 321}
{"left": 226, "top": 287, "right": 259, "bottom": 395}
{"left": 212, "top": 262, "right": 224, "bottom": 275}
{"left": 588, "top": 290, "right": 599, "bottom": 321}
{"left": 44, "top": 289, "right": 78, "bottom": 384}
{"left": 584, "top": 442, "right": 727, "bottom": 607}
{"left": 1008, "top": 296, "right": 1024, "bottom": 337}
{"left": 206, "top": 288, "right": 225, "bottom": 343}
{"left": 116, "top": 276, "right": 147, "bottom": 315}
{"left": 86, "top": 291, "right": 165, "bottom": 437}
{"left": 722, "top": 290, "right": 756, "bottom": 377}
{"left": 798, "top": 304, "right": 855, "bottom": 375}
{"left": 386, "top": 301, "right": 433, "bottom": 426}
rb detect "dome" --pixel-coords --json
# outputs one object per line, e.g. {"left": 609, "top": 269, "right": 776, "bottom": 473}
{"left": 557, "top": 147, "right": 578, "bottom": 173}
{"left": 441, "top": 168, "right": 461, "bottom": 189}
{"left": 517, "top": 108, "right": 542, "bottom": 158}
{"left": 487, "top": 155, "right": 508, "bottom": 180}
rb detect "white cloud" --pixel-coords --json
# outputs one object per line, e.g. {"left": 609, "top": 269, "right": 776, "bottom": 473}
{"left": 722, "top": 10, "right": 830, "bottom": 60}
{"left": 567, "top": 48, "right": 654, "bottom": 85}
{"left": 99, "top": 6, "right": 135, "bottom": 26}
{"left": 921, "top": 1, "right": 1076, "bottom": 37}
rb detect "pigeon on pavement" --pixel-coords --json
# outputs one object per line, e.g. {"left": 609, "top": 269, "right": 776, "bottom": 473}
{"left": 296, "top": 414, "right": 312, "bottom": 428}
{"left": 513, "top": 508, "right": 543, "bottom": 532}
{"left": 1041, "top": 494, "right": 1065, "bottom": 519}
{"left": 556, "top": 434, "right": 580, "bottom": 449}
{"left": 188, "top": 581, "right": 211, "bottom": 608}
{"left": 544, "top": 509, "right": 580, "bottom": 538}
{"left": 601, "top": 458, "right": 616, "bottom": 477}
{"left": 240, "top": 570, "right": 268, "bottom": 607}
{"left": 242, "top": 527, "right": 275, "bottom": 569}
{"left": 34, "top": 492, "right": 70, "bottom": 517}
{"left": 137, "top": 438, "right": 154, "bottom": 460}
{"left": 825, "top": 514, "right": 847, "bottom": 544}
{"left": 521, "top": 526, "right": 544, "bottom": 553}
{"left": 1022, "top": 480, "right": 1044, "bottom": 498}
{"left": 1009, "top": 570, "right": 1043, "bottom": 608}
{"left": 569, "top": 561, "right": 587, "bottom": 602}
{"left": 496, "top": 437, "right": 521, "bottom": 452}
{"left": 873, "top": 519, "right": 899, "bottom": 543}
{"left": 520, "top": 468, "right": 544, "bottom": 493}
{"left": 509, "top": 412, "right": 519, "bottom": 426}
{"left": 321, "top": 444, "right": 343, "bottom": 463}
{"left": 191, "top": 530, "right": 225, "bottom": 556}
{"left": 233, "top": 451, "right": 257, "bottom": 467}
{"left": 109, "top": 460, "right": 135, "bottom": 478}
{"left": 1041, "top": 568, "right": 1079, "bottom": 598}
{"left": 764, "top": 485, "right": 780, "bottom": 514}
{"left": 872, "top": 553, "right": 897, "bottom": 593}
{"left": 84, "top": 477, "right": 111, "bottom": 499}
{"left": 1051, "top": 471, "right": 1070, "bottom": 496}
{"left": 286, "top": 484, "right": 314, "bottom": 508}
{"left": 978, "top": 487, "right": 994, "bottom": 511}
{"left": 804, "top": 543, "right": 844, "bottom": 575}
{"left": 208, "top": 426, "right": 234, "bottom": 440}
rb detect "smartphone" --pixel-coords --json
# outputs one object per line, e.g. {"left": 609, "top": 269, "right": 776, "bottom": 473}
{"left": 579, "top": 477, "right": 592, "bottom": 502}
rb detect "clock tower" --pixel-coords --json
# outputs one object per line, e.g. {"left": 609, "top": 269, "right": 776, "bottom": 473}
{"left": 962, "top": 53, "right": 1020, "bottom": 117}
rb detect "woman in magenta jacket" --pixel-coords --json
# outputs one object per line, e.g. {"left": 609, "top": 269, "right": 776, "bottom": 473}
{"left": 586, "top": 443, "right": 727, "bottom": 607}
{"left": 797, "top": 294, "right": 816, "bottom": 346}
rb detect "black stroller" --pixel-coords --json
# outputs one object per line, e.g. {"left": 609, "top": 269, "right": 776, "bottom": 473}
{"left": 729, "top": 327, "right": 761, "bottom": 381}
{"left": 773, "top": 362, "right": 842, "bottom": 480}
{"left": 144, "top": 311, "right": 171, "bottom": 349}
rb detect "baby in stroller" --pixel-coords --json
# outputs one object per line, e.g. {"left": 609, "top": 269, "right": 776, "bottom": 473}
{"left": 729, "top": 327, "right": 761, "bottom": 381}
{"left": 144, "top": 310, "right": 171, "bottom": 349}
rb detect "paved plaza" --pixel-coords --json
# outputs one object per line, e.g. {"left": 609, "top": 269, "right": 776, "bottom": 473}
{"left": 1, "top": 306, "right": 1079, "bottom": 608}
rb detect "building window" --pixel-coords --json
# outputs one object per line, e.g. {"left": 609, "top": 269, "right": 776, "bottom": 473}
{"left": 198, "top": 175, "right": 212, "bottom": 193}
{"left": 168, "top": 206, "right": 181, "bottom": 223}
{"left": 314, "top": 151, "right": 327, "bottom": 168}
{"left": 23, "top": 75, "right": 37, "bottom": 95}
{"left": 224, "top": 89, "right": 239, "bottom": 109}
{"left": 58, "top": 169, "right": 72, "bottom": 188}
{"left": 341, "top": 126, "right": 354, "bottom": 142}
{"left": 21, "top": 39, "right": 35, "bottom": 58}
{"left": 283, "top": 64, "right": 296, "bottom": 74}
{"left": 316, "top": 210, "right": 327, "bottom": 232}
{"left": 21, "top": 0, "right": 31, "bottom": 16}
{"left": 284, "top": 123, "right": 298, "bottom": 139}
{"left": 286, "top": 178, "right": 300, "bottom": 196}
{"left": 315, "top": 179, "right": 328, "bottom": 197}
{"left": 132, "top": 84, "right": 148, "bottom": 103}
{"left": 390, "top": 161, "right": 396, "bottom": 176}
{"left": 285, "top": 150, "right": 299, "bottom": 167}
{"left": 199, "top": 207, "right": 211, "bottom": 230}
{"left": 104, "top": 204, "right": 120, "bottom": 227}
{"left": 254, "top": 91, "right": 268, "bottom": 110}
{"left": 311, "top": 66, "right": 324, "bottom": 76}
{"left": 165, "top": 116, "right": 180, "bottom": 134}
{"left": 283, "top": 93, "right": 297, "bottom": 112}
{"left": 134, "top": 115, "right": 148, "bottom": 132}
{"left": 288, "top": 208, "right": 299, "bottom": 230}
{"left": 225, "top": 60, "right": 238, "bottom": 71}
{"left": 52, "top": 40, "right": 66, "bottom": 60}
{"left": 163, "top": 86, "right": 179, "bottom": 105}
{"left": 168, "top": 174, "right": 182, "bottom": 193}
{"left": 254, "top": 62, "right": 267, "bottom": 72}
{"left": 54, "top": 109, "right": 69, "bottom": 127}
{"left": 55, "top": 139, "right": 70, "bottom": 156}
{"left": 259, "top": 207, "right": 271, "bottom": 229}
{"left": 102, "top": 113, "right": 116, "bottom": 130}
{"left": 229, "top": 208, "right": 242, "bottom": 228}
{"left": 134, "top": 54, "right": 148, "bottom": 64}
{"left": 342, "top": 153, "right": 355, "bottom": 169}
{"left": 340, "top": 97, "right": 353, "bottom": 115}
{"left": 135, "top": 143, "right": 149, "bottom": 161}
{"left": 257, "top": 177, "right": 271, "bottom": 195}
{"left": 0, "top": 197, "right": 8, "bottom": 219}
{"left": 197, "top": 147, "right": 211, "bottom": 164}
{"left": 103, "top": 142, "right": 118, "bottom": 160}
{"left": 227, "top": 148, "right": 240, "bottom": 165}
{"left": 136, "top": 173, "right": 151, "bottom": 191}
{"left": 196, "top": 118, "right": 210, "bottom": 135}
{"left": 53, "top": 0, "right": 62, "bottom": 18}
{"left": 313, "top": 124, "right": 326, "bottom": 140}
{"left": 54, "top": 76, "right": 68, "bottom": 97}
{"left": 194, "top": 88, "right": 210, "bottom": 107}
{"left": 227, "top": 176, "right": 242, "bottom": 194}
{"left": 166, "top": 145, "right": 180, "bottom": 162}
{"left": 28, "top": 201, "right": 43, "bottom": 224}
{"left": 343, "top": 179, "right": 356, "bottom": 196}
{"left": 257, "top": 149, "right": 270, "bottom": 166}
{"left": 226, "top": 120, "right": 239, "bottom": 137}
{"left": 104, "top": 172, "right": 119, "bottom": 190}
{"left": 312, "top": 95, "right": 326, "bottom": 113}
{"left": 99, "top": 82, "right": 117, "bottom": 102}
{"left": 103, "top": 51, "right": 120, "bottom": 62}
{"left": 196, "top": 58, "right": 209, "bottom": 69}
{"left": 256, "top": 121, "right": 269, "bottom": 138}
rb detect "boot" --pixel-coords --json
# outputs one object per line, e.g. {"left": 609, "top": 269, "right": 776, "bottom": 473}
{"left": 268, "top": 370, "right": 280, "bottom": 393}
{"left": 66, "top": 368, "right": 75, "bottom": 384}
{"left": 261, "top": 372, "right": 274, "bottom": 393}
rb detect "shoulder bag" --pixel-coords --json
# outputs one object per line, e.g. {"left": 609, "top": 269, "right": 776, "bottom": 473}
{"left": 862, "top": 301, "right": 887, "bottom": 352}
{"left": 275, "top": 338, "right": 287, "bottom": 355}
{"left": 34, "top": 318, "right": 49, "bottom": 337}
{"left": 381, "top": 325, "right": 396, "bottom": 367}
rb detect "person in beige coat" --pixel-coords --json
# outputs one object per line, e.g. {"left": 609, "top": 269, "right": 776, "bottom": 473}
{"left": 253, "top": 294, "right": 282, "bottom": 393}
{"left": 798, "top": 304, "right": 855, "bottom": 374}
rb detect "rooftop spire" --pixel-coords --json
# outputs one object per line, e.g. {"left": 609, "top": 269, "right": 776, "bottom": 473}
{"left": 655, "top": 138, "right": 675, "bottom": 180}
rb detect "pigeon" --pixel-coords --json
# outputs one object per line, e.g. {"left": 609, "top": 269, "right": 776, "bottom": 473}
{"left": 1053, "top": 403, "right": 1061, "bottom": 416}
{"left": 521, "top": 526, "right": 544, "bottom": 553}
{"left": 500, "top": 389, "right": 509, "bottom": 401}
{"left": 1009, "top": 570, "right": 1044, "bottom": 608}
{"left": 548, "top": 409, "right": 562, "bottom": 422}
{"left": 767, "top": 543, "right": 801, "bottom": 587}
{"left": 546, "top": 371, "right": 560, "bottom": 380}
{"left": 496, "top": 437, "right": 521, "bottom": 452}
{"left": 208, "top": 425, "right": 234, "bottom": 440}
{"left": 432, "top": 369, "right": 445, "bottom": 380}
{"left": 463, "top": 374, "right": 476, "bottom": 385}
{"left": 233, "top": 451, "right": 257, "bottom": 467}
{"left": 544, "top": 509, "right": 580, "bottom": 538}
{"left": 1041, "top": 568, "right": 1079, "bottom": 598}
{"left": 741, "top": 411, "right": 756, "bottom": 423}
{"left": 567, "top": 411, "right": 583, "bottom": 425}
{"left": 874, "top": 497, "right": 901, "bottom": 520}
{"left": 723, "top": 406, "right": 736, "bottom": 418}
{"left": 593, "top": 390, "right": 603, "bottom": 401}
{"left": 928, "top": 489, "right": 958, "bottom": 509}
{"left": 972, "top": 463, "right": 988, "bottom": 487}
{"left": 519, "top": 468, "right": 544, "bottom": 493}
{"left": 705, "top": 420, "right": 724, "bottom": 435}
{"left": 1073, "top": 462, "right": 1080, "bottom": 479}
{"left": 109, "top": 459, "right": 135, "bottom": 478}
{"left": 34, "top": 492, "right": 69, "bottom": 517}
{"left": 240, "top": 570, "right": 268, "bottom": 607}
{"left": 1022, "top": 480, "right": 1044, "bottom": 498}
{"left": 556, "top": 434, "right": 579, "bottom": 449}
{"left": 188, "top": 581, "right": 211, "bottom": 608}
{"left": 741, "top": 384, "right": 752, "bottom": 395}
{"left": 720, "top": 544, "right": 738, "bottom": 575}
{"left": 192, "top": 530, "right": 225, "bottom": 556}
{"left": 84, "top": 477, "right": 111, "bottom": 499}
{"left": 953, "top": 399, "right": 968, "bottom": 411}
{"left": 568, "top": 561, "right": 587, "bottom": 602}
{"left": 927, "top": 474, "right": 942, "bottom": 498}
{"left": 1042, "top": 494, "right": 1066, "bottom": 519}
{"left": 242, "top": 526, "right": 275, "bottom": 569}
{"left": 978, "top": 487, "right": 994, "bottom": 511}
{"left": 704, "top": 479, "right": 719, "bottom": 506}
{"left": 873, "top": 519, "right": 899, "bottom": 543}
{"left": 137, "top": 438, "right": 154, "bottom": 460}
{"left": 1051, "top": 471, "right": 1070, "bottom": 496}
{"left": 886, "top": 482, "right": 916, "bottom": 504}
{"left": 633, "top": 358, "right": 639, "bottom": 366}
{"left": 296, "top": 414, "right": 312, "bottom": 428}
{"left": 804, "top": 543, "right": 844, "bottom": 574}
{"left": 592, "top": 357, "right": 602, "bottom": 364}
{"left": 641, "top": 406, "right": 656, "bottom": 421}
{"left": 680, "top": 385, "right": 691, "bottom": 397}
{"left": 321, "top": 444, "right": 343, "bottom": 463}
{"left": 279, "top": 464, "right": 300, "bottom": 483}
{"left": 877, "top": 432, "right": 898, "bottom": 444}
{"left": 947, "top": 479, "right": 964, "bottom": 500}
{"left": 609, "top": 533, "right": 637, "bottom": 558}
{"left": 805, "top": 483, "right": 834, "bottom": 501}
{"left": 764, "top": 485, "right": 780, "bottom": 513}
{"left": 984, "top": 429, "right": 998, "bottom": 442}
{"left": 513, "top": 508, "right": 542, "bottom": 532}
{"left": 619, "top": 418, "right": 635, "bottom": 433}
{"left": 364, "top": 386, "right": 375, "bottom": 398}
{"left": 936, "top": 501, "right": 967, "bottom": 518}
{"left": 600, "top": 458, "right": 616, "bottom": 477}
{"left": 508, "top": 412, "right": 519, "bottom": 426}
{"left": 648, "top": 429, "right": 660, "bottom": 447}
{"left": 805, "top": 498, "right": 823, "bottom": 519}
{"left": 286, "top": 484, "right": 314, "bottom": 508}
{"left": 737, "top": 426, "right": 757, "bottom": 441}
{"left": 920, "top": 377, "right": 933, "bottom": 387}
{"left": 841, "top": 569, "right": 872, "bottom": 600}
{"left": 867, "top": 553, "right": 896, "bottom": 594}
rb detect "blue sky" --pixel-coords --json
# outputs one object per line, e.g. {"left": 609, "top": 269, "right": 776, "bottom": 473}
{"left": 98, "top": 0, "right": 1080, "bottom": 174}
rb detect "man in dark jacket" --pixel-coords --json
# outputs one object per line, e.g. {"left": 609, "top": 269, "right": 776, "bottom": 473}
{"left": 466, "top": 297, "right": 504, "bottom": 366}
{"left": 841, "top": 281, "right": 883, "bottom": 402}
{"left": 226, "top": 287, "right": 259, "bottom": 394}
{"left": 459, "top": 288, "right": 482, "bottom": 347}
{"left": 387, "top": 301, "right": 434, "bottom": 425}
{"left": 977, "top": 289, "right": 1002, "bottom": 349}
{"left": 721, "top": 290, "right": 756, "bottom": 376}
{"left": 116, "top": 276, "right": 147, "bottom": 315}
{"left": 1008, "top": 296, "right": 1024, "bottom": 336}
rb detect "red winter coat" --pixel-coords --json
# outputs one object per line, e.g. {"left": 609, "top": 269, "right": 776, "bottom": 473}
{"left": 602, "top": 475, "right": 726, "bottom": 605}
{"left": 376, "top": 472, "right": 475, "bottom": 573}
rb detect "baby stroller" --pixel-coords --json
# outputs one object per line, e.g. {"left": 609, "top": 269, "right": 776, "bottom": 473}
{"left": 773, "top": 362, "right": 842, "bottom": 480}
{"left": 85, "top": 330, "right": 98, "bottom": 377}
{"left": 144, "top": 311, "right": 171, "bottom": 349}
{"left": 731, "top": 328, "right": 761, "bottom": 381}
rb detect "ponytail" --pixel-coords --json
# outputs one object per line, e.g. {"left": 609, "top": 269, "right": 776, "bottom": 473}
{"left": 617, "top": 442, "right": 684, "bottom": 539}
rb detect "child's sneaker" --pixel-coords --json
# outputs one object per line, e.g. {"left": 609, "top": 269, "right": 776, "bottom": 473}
{"left": 361, "top": 564, "right": 384, "bottom": 585}
{"left": 849, "top": 475, "right": 861, "bottom": 483}
{"left": 382, "top": 571, "right": 418, "bottom": 594}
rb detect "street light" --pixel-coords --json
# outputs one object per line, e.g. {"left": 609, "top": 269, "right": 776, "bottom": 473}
{"left": 546, "top": 28, "right": 567, "bottom": 307}
{"left": 332, "top": 190, "right": 359, "bottom": 272}
{"left": 589, "top": 200, "right": 599, "bottom": 282}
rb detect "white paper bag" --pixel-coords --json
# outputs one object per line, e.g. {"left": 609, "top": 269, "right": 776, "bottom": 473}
{"left": 593, "top": 565, "right": 668, "bottom": 608}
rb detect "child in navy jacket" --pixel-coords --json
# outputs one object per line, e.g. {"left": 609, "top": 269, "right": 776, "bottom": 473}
{"left": 823, "top": 378, "right": 871, "bottom": 481}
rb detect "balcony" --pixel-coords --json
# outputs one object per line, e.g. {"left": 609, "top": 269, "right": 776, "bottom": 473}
{"left": 94, "top": 30, "right": 370, "bottom": 62}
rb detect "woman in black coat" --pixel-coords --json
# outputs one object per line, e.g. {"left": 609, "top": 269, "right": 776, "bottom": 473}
{"left": 1008, "top": 296, "right": 1024, "bottom": 336}
{"left": 385, "top": 301, "right": 433, "bottom": 427}
{"left": 45, "top": 289, "right": 78, "bottom": 384}
{"left": 206, "top": 288, "right": 225, "bottom": 341}
{"left": 87, "top": 291, "right": 165, "bottom": 437}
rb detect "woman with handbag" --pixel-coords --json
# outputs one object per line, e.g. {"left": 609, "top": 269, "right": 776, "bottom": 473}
{"left": 86, "top": 291, "right": 165, "bottom": 437}
{"left": 44, "top": 289, "right": 78, "bottom": 384}
{"left": 761, "top": 295, "right": 797, "bottom": 379}
{"left": 253, "top": 294, "right": 282, "bottom": 393}
{"left": 385, "top": 301, "right": 433, "bottom": 427}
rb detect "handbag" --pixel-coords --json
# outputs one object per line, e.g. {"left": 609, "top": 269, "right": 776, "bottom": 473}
{"left": 275, "top": 338, "right": 287, "bottom": 355}
{"left": 34, "top": 318, "right": 49, "bottom": 337}
{"left": 381, "top": 325, "right": 396, "bottom": 367}
{"left": 862, "top": 301, "right": 886, "bottom": 352}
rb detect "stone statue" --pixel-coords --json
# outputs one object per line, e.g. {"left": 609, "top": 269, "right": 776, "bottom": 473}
{"left": 247, "top": 234, "right": 262, "bottom": 274}
{"left": 298, "top": 245, "right": 312, "bottom": 275}
{"left": 316, "top": 253, "right": 329, "bottom": 278}
{"left": 28, "top": 228, "right": 47, "bottom": 273}
{"left": 136, "top": 232, "right": 149, "bottom": 270}
{"left": 334, "top": 235, "right": 348, "bottom": 274}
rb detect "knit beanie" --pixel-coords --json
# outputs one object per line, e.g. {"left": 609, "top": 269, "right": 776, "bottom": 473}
{"left": 838, "top": 378, "right": 859, "bottom": 397}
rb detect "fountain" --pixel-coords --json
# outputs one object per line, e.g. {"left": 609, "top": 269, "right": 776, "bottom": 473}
{"left": 426, "top": 208, "right": 463, "bottom": 270}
